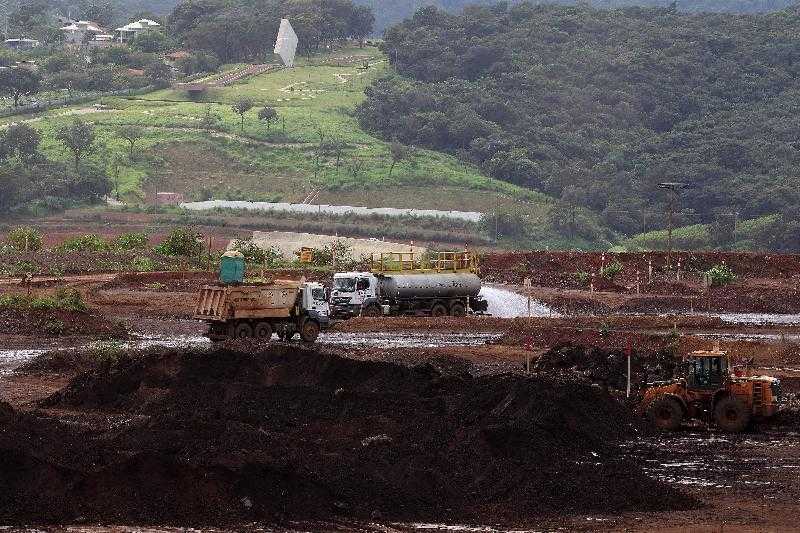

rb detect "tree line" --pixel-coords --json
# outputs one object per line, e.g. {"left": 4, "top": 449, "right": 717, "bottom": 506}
{"left": 0, "top": 120, "right": 110, "bottom": 216}
{"left": 356, "top": 2, "right": 800, "bottom": 246}
{"left": 168, "top": 0, "right": 374, "bottom": 62}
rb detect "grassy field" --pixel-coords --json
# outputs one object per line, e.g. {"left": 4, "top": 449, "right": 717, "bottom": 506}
{"left": 1, "top": 47, "right": 551, "bottom": 216}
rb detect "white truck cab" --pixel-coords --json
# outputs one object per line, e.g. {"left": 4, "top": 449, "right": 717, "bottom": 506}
{"left": 302, "top": 282, "right": 331, "bottom": 318}
{"left": 330, "top": 272, "right": 379, "bottom": 318}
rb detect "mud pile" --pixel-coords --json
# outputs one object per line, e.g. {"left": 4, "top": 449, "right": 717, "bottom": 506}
{"left": 534, "top": 342, "right": 678, "bottom": 393}
{"left": 0, "top": 345, "right": 696, "bottom": 526}
{"left": 0, "top": 308, "right": 126, "bottom": 337}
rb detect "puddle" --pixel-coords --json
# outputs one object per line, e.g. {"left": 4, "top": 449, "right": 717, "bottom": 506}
{"left": 702, "top": 313, "right": 800, "bottom": 326}
{"left": 626, "top": 432, "right": 800, "bottom": 492}
{"left": 320, "top": 332, "right": 501, "bottom": 348}
{"left": 0, "top": 348, "right": 48, "bottom": 375}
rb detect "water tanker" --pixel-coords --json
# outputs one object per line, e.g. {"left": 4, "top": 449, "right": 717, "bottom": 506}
{"left": 330, "top": 251, "right": 488, "bottom": 318}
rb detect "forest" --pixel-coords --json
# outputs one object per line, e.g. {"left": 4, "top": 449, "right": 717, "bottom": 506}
{"left": 355, "top": 0, "right": 797, "bottom": 33}
{"left": 356, "top": 2, "right": 800, "bottom": 244}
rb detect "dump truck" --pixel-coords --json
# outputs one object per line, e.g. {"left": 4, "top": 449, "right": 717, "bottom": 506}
{"left": 330, "top": 251, "right": 489, "bottom": 318}
{"left": 194, "top": 251, "right": 329, "bottom": 342}
{"left": 637, "top": 349, "right": 781, "bottom": 432}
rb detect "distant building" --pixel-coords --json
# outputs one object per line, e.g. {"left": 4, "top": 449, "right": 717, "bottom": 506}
{"left": 155, "top": 192, "right": 185, "bottom": 206}
{"left": 165, "top": 50, "right": 190, "bottom": 64}
{"left": 60, "top": 20, "right": 106, "bottom": 44}
{"left": 115, "top": 19, "right": 161, "bottom": 43}
{"left": 3, "top": 38, "right": 40, "bottom": 50}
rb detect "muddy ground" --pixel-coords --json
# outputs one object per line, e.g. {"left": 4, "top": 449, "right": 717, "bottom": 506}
{"left": 4, "top": 265, "right": 800, "bottom": 530}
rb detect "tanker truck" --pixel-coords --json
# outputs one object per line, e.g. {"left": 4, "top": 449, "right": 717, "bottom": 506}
{"left": 329, "top": 251, "right": 489, "bottom": 318}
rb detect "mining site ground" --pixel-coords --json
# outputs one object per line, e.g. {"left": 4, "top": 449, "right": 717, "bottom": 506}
{"left": 3, "top": 253, "right": 800, "bottom": 531}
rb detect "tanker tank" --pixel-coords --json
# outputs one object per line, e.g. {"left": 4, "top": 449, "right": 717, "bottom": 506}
{"left": 378, "top": 273, "right": 482, "bottom": 300}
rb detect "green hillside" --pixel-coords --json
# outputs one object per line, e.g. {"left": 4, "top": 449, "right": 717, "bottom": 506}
{"left": 357, "top": 3, "right": 800, "bottom": 250}
{"left": 1, "top": 47, "right": 548, "bottom": 216}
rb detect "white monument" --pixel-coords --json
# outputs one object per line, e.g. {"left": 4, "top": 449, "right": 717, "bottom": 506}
{"left": 274, "top": 19, "right": 298, "bottom": 68}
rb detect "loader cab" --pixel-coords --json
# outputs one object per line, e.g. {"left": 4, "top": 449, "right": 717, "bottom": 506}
{"left": 685, "top": 351, "right": 730, "bottom": 390}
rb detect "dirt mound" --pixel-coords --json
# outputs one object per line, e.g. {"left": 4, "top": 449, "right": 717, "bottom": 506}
{"left": 0, "top": 308, "right": 127, "bottom": 337}
{"left": 534, "top": 342, "right": 679, "bottom": 393}
{"left": 0, "top": 346, "right": 697, "bottom": 525}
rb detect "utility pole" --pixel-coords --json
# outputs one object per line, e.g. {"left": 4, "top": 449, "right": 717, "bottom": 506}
{"left": 658, "top": 182, "right": 686, "bottom": 268}
{"left": 0, "top": 0, "right": 8, "bottom": 38}
{"left": 494, "top": 192, "right": 500, "bottom": 243}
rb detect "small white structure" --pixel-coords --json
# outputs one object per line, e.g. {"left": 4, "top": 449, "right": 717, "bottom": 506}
{"left": 115, "top": 19, "right": 161, "bottom": 43}
{"left": 274, "top": 18, "right": 298, "bottom": 67}
{"left": 60, "top": 20, "right": 105, "bottom": 44}
{"left": 3, "top": 38, "right": 40, "bottom": 50}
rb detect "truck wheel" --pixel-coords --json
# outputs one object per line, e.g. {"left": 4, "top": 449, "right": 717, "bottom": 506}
{"left": 646, "top": 395, "right": 684, "bottom": 431}
{"left": 234, "top": 322, "right": 253, "bottom": 339}
{"left": 300, "top": 319, "right": 320, "bottom": 343}
{"left": 362, "top": 304, "right": 382, "bottom": 317}
{"left": 450, "top": 302, "right": 466, "bottom": 317}
{"left": 431, "top": 303, "right": 448, "bottom": 317}
{"left": 254, "top": 322, "right": 273, "bottom": 340}
{"left": 714, "top": 396, "right": 751, "bottom": 432}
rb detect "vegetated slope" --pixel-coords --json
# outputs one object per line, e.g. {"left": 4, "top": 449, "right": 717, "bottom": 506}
{"left": 357, "top": 0, "right": 796, "bottom": 34}
{"left": 1, "top": 48, "right": 546, "bottom": 219}
{"left": 1, "top": 345, "right": 696, "bottom": 524}
{"left": 357, "top": 3, "right": 800, "bottom": 248}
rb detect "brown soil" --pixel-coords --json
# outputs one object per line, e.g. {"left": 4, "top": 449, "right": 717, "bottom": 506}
{"left": 0, "top": 344, "right": 696, "bottom": 526}
{"left": 0, "top": 308, "right": 126, "bottom": 338}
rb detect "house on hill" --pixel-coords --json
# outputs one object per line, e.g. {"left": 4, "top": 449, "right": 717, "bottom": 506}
{"left": 60, "top": 20, "right": 106, "bottom": 45}
{"left": 116, "top": 19, "right": 161, "bottom": 43}
{"left": 3, "top": 38, "right": 40, "bottom": 51}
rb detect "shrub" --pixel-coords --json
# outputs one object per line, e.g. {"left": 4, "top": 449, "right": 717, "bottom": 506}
{"left": 56, "top": 234, "right": 111, "bottom": 252}
{"left": 0, "top": 288, "right": 86, "bottom": 312}
{"left": 311, "top": 241, "right": 355, "bottom": 268}
{"left": 706, "top": 264, "right": 736, "bottom": 287}
{"left": 575, "top": 270, "right": 590, "bottom": 284}
{"left": 230, "top": 238, "right": 284, "bottom": 267}
{"left": 115, "top": 232, "right": 149, "bottom": 250}
{"left": 600, "top": 260, "right": 623, "bottom": 280}
{"left": 155, "top": 228, "right": 202, "bottom": 257}
{"left": 131, "top": 256, "right": 156, "bottom": 272}
{"left": 6, "top": 226, "right": 42, "bottom": 251}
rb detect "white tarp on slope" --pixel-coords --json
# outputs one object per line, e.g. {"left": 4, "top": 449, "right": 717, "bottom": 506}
{"left": 180, "top": 200, "right": 483, "bottom": 222}
{"left": 274, "top": 18, "right": 298, "bottom": 67}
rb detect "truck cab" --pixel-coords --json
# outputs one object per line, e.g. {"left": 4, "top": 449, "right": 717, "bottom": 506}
{"left": 302, "top": 282, "right": 331, "bottom": 320}
{"left": 330, "top": 272, "right": 379, "bottom": 319}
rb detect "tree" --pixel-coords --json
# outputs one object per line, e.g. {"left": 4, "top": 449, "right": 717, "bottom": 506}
{"left": 3, "top": 124, "right": 41, "bottom": 164}
{"left": 231, "top": 98, "right": 254, "bottom": 132}
{"left": 388, "top": 140, "right": 412, "bottom": 178}
{"left": 131, "top": 31, "right": 172, "bottom": 53}
{"left": 257, "top": 106, "right": 279, "bottom": 129}
{"left": 200, "top": 105, "right": 221, "bottom": 132}
{"left": 56, "top": 119, "right": 96, "bottom": 171}
{"left": 118, "top": 125, "right": 144, "bottom": 161}
{"left": 81, "top": 1, "right": 115, "bottom": 26}
{"left": 0, "top": 67, "right": 41, "bottom": 107}
{"left": 144, "top": 61, "right": 173, "bottom": 87}
{"left": 349, "top": 5, "right": 375, "bottom": 43}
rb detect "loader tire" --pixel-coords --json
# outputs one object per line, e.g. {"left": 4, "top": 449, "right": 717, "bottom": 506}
{"left": 300, "top": 318, "right": 320, "bottom": 343}
{"left": 646, "top": 395, "right": 684, "bottom": 431}
{"left": 714, "top": 396, "right": 751, "bottom": 433}
{"left": 254, "top": 322, "right": 273, "bottom": 340}
{"left": 234, "top": 322, "right": 253, "bottom": 339}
